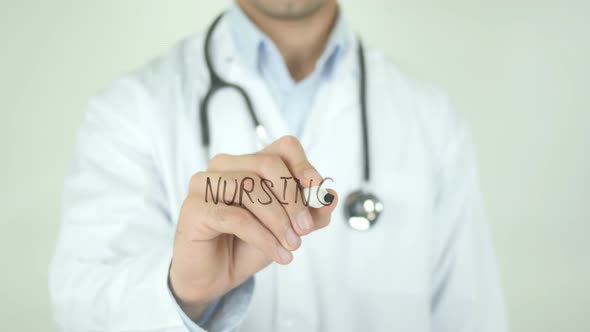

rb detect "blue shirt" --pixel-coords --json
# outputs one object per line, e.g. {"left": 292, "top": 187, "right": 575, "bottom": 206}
{"left": 227, "top": 2, "right": 349, "bottom": 136}
{"left": 175, "top": 3, "right": 349, "bottom": 330}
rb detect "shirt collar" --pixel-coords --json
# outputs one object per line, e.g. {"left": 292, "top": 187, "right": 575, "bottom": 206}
{"left": 227, "top": 2, "right": 350, "bottom": 79}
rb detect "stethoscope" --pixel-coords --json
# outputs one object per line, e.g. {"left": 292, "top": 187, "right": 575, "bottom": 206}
{"left": 199, "top": 13, "right": 383, "bottom": 231}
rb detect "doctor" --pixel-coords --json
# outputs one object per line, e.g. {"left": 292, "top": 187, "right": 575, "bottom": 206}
{"left": 50, "top": 0, "right": 508, "bottom": 331}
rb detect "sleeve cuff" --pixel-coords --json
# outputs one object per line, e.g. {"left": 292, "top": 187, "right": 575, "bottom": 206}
{"left": 196, "top": 299, "right": 221, "bottom": 326}
{"left": 171, "top": 277, "right": 255, "bottom": 332}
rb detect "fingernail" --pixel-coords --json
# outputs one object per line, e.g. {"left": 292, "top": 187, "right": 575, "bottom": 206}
{"left": 277, "top": 246, "right": 292, "bottom": 263}
{"left": 296, "top": 209, "right": 313, "bottom": 232}
{"left": 285, "top": 227, "right": 301, "bottom": 249}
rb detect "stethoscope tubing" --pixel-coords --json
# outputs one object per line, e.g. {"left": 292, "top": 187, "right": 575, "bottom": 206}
{"left": 199, "top": 12, "right": 262, "bottom": 148}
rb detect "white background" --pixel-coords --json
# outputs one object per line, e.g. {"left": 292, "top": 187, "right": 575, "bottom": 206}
{"left": 1, "top": 1, "right": 588, "bottom": 331}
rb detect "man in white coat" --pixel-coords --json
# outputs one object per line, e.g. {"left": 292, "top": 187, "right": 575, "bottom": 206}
{"left": 50, "top": 0, "right": 508, "bottom": 331}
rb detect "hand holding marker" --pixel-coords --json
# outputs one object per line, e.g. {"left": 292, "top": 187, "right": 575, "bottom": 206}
{"left": 170, "top": 136, "right": 337, "bottom": 321}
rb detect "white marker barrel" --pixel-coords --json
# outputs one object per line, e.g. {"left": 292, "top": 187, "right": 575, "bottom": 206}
{"left": 302, "top": 185, "right": 334, "bottom": 208}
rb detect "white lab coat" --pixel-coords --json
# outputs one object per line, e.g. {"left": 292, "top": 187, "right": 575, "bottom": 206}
{"left": 49, "top": 15, "right": 508, "bottom": 332}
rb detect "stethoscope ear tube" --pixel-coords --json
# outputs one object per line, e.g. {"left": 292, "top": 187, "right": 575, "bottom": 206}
{"left": 357, "top": 41, "right": 370, "bottom": 183}
{"left": 199, "top": 12, "right": 224, "bottom": 148}
{"left": 199, "top": 11, "right": 263, "bottom": 149}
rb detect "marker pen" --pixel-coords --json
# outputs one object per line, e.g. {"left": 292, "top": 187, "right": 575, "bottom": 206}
{"left": 303, "top": 186, "right": 334, "bottom": 208}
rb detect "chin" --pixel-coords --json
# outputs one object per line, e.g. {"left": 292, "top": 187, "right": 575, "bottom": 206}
{"left": 251, "top": 0, "right": 328, "bottom": 19}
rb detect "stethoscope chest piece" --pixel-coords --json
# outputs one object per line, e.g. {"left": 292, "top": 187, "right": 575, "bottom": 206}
{"left": 344, "top": 190, "right": 383, "bottom": 231}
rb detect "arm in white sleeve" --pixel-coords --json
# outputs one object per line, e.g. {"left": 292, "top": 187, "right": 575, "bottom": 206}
{"left": 49, "top": 76, "right": 253, "bottom": 332}
{"left": 429, "top": 99, "right": 509, "bottom": 332}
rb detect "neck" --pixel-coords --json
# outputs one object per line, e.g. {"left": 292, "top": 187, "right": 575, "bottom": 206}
{"left": 236, "top": 0, "right": 338, "bottom": 81}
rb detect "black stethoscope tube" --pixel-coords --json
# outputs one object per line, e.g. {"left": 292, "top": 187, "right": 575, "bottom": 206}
{"left": 357, "top": 41, "right": 370, "bottom": 182}
{"left": 199, "top": 12, "right": 262, "bottom": 148}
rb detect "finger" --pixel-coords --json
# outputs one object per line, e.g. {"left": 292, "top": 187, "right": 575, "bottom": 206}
{"left": 201, "top": 201, "right": 293, "bottom": 266}
{"left": 261, "top": 135, "right": 324, "bottom": 189}
{"left": 207, "top": 153, "right": 314, "bottom": 236}
{"left": 309, "top": 189, "right": 339, "bottom": 230}
{"left": 263, "top": 136, "right": 337, "bottom": 232}
{"left": 235, "top": 172, "right": 303, "bottom": 251}
{"left": 233, "top": 238, "right": 281, "bottom": 281}
{"left": 190, "top": 170, "right": 302, "bottom": 252}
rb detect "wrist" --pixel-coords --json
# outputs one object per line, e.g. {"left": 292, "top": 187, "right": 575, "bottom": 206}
{"left": 175, "top": 296, "right": 211, "bottom": 322}
{"left": 168, "top": 262, "right": 212, "bottom": 321}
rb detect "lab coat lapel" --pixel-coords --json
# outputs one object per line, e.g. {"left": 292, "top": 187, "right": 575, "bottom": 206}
{"left": 299, "top": 36, "right": 359, "bottom": 153}
{"left": 230, "top": 63, "right": 290, "bottom": 145}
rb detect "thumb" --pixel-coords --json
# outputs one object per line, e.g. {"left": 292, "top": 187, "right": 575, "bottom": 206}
{"left": 310, "top": 189, "right": 338, "bottom": 230}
